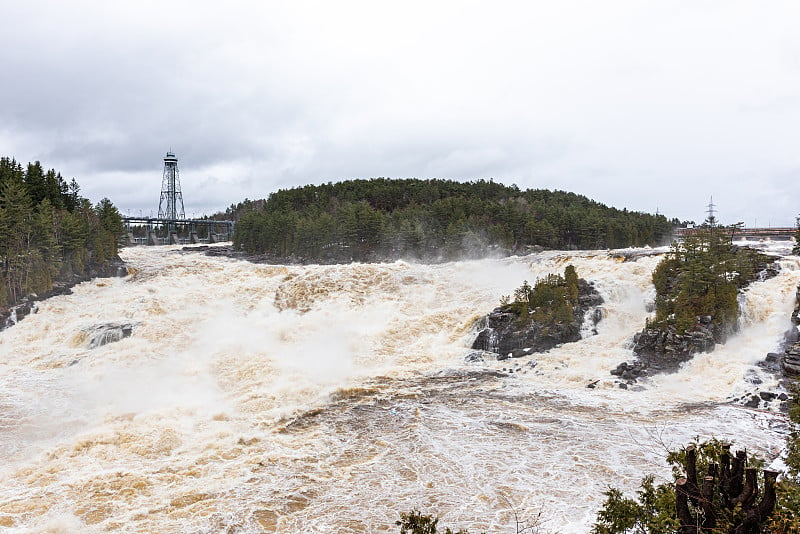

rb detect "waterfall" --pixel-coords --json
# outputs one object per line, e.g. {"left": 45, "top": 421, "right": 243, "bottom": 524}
{"left": 0, "top": 244, "right": 795, "bottom": 533}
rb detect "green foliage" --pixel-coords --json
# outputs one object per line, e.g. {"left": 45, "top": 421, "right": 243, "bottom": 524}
{"left": 396, "top": 510, "right": 469, "bottom": 534}
{"left": 650, "top": 227, "right": 771, "bottom": 336}
{"left": 0, "top": 156, "right": 125, "bottom": 305}
{"left": 663, "top": 438, "right": 763, "bottom": 482}
{"left": 768, "top": 385, "right": 800, "bottom": 533}
{"left": 230, "top": 178, "right": 674, "bottom": 261}
{"left": 788, "top": 385, "right": 800, "bottom": 478}
{"left": 593, "top": 437, "right": 788, "bottom": 534}
{"left": 770, "top": 479, "right": 800, "bottom": 534}
{"left": 504, "top": 265, "right": 580, "bottom": 324}
{"left": 593, "top": 476, "right": 678, "bottom": 534}
{"left": 769, "top": 390, "right": 800, "bottom": 534}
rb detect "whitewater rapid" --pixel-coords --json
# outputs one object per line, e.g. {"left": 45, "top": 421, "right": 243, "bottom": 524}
{"left": 0, "top": 243, "right": 797, "bottom": 533}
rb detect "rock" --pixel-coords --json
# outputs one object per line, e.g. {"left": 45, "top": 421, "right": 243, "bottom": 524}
{"left": 757, "top": 353, "right": 783, "bottom": 374}
{"left": 624, "top": 251, "right": 779, "bottom": 378}
{"left": 783, "top": 284, "right": 800, "bottom": 377}
{"left": 759, "top": 391, "right": 777, "bottom": 402}
{"left": 464, "top": 350, "right": 500, "bottom": 364}
{"left": 744, "top": 395, "right": 762, "bottom": 409}
{"left": 630, "top": 321, "right": 716, "bottom": 375}
{"left": 592, "top": 307, "right": 606, "bottom": 324}
{"left": 784, "top": 341, "right": 800, "bottom": 376}
{"left": 471, "top": 279, "right": 603, "bottom": 358}
{"left": 91, "top": 256, "right": 128, "bottom": 279}
{"left": 610, "top": 358, "right": 650, "bottom": 383}
{"left": 745, "top": 373, "right": 763, "bottom": 386}
{"left": 84, "top": 322, "right": 137, "bottom": 349}
{"left": 464, "top": 351, "right": 485, "bottom": 364}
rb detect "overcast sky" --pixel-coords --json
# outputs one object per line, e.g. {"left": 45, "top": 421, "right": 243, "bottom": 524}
{"left": 1, "top": 1, "right": 799, "bottom": 226}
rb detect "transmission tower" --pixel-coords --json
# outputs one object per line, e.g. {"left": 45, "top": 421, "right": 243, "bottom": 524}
{"left": 705, "top": 196, "right": 717, "bottom": 226}
{"left": 158, "top": 151, "right": 185, "bottom": 220}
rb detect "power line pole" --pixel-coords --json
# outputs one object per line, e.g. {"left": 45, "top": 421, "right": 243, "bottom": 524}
{"left": 705, "top": 196, "right": 717, "bottom": 227}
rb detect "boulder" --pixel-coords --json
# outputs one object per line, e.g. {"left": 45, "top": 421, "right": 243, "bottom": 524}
{"left": 84, "top": 322, "right": 137, "bottom": 349}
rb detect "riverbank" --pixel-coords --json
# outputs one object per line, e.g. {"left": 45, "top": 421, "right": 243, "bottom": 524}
{"left": 0, "top": 257, "right": 127, "bottom": 332}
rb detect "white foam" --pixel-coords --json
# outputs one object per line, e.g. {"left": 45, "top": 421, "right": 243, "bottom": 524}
{"left": 0, "top": 246, "right": 794, "bottom": 532}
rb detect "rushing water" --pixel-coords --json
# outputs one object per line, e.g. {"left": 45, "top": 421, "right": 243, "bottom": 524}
{"left": 0, "top": 243, "right": 798, "bottom": 533}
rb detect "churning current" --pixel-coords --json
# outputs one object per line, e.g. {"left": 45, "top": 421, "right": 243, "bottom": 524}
{"left": 0, "top": 243, "right": 797, "bottom": 533}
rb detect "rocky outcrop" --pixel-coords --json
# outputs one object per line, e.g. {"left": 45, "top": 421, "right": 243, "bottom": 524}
{"left": 782, "top": 285, "right": 800, "bottom": 376}
{"left": 784, "top": 345, "right": 800, "bottom": 376}
{"left": 616, "top": 251, "right": 780, "bottom": 382}
{"left": 83, "top": 322, "right": 136, "bottom": 349}
{"left": 629, "top": 316, "right": 717, "bottom": 374}
{"left": 470, "top": 279, "right": 603, "bottom": 360}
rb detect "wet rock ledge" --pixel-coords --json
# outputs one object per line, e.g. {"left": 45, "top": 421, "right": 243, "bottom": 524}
{"left": 781, "top": 284, "right": 800, "bottom": 376}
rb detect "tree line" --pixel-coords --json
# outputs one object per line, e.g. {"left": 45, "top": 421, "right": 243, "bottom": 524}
{"left": 230, "top": 178, "right": 675, "bottom": 261}
{"left": 0, "top": 157, "right": 125, "bottom": 307}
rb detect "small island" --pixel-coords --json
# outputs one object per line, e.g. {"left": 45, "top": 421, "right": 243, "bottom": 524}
{"left": 471, "top": 265, "right": 603, "bottom": 360}
{"left": 614, "top": 226, "right": 779, "bottom": 380}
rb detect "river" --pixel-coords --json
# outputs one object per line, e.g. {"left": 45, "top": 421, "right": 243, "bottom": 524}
{"left": 0, "top": 242, "right": 797, "bottom": 532}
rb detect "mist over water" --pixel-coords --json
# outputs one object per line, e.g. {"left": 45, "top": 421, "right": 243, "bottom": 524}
{"left": 0, "top": 243, "right": 797, "bottom": 532}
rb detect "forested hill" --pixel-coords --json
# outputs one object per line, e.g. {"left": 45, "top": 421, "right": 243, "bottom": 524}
{"left": 231, "top": 178, "right": 674, "bottom": 262}
{"left": 0, "top": 157, "right": 125, "bottom": 307}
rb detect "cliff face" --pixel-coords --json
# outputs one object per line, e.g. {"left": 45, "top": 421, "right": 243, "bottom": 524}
{"left": 471, "top": 279, "right": 604, "bottom": 360}
{"left": 630, "top": 318, "right": 718, "bottom": 374}
{"left": 782, "top": 285, "right": 800, "bottom": 376}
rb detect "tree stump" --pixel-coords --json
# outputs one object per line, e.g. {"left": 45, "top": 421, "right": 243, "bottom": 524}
{"left": 674, "top": 445, "right": 778, "bottom": 534}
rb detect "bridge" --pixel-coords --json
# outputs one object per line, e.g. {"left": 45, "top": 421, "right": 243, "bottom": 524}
{"left": 122, "top": 216, "right": 234, "bottom": 246}
{"left": 124, "top": 151, "right": 235, "bottom": 246}
{"left": 675, "top": 226, "right": 796, "bottom": 241}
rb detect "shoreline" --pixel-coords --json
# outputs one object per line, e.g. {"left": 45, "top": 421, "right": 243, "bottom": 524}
{"left": 0, "top": 257, "right": 127, "bottom": 332}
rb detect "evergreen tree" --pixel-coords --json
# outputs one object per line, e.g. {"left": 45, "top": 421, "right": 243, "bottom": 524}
{"left": 0, "top": 156, "right": 126, "bottom": 307}
{"left": 230, "top": 178, "right": 674, "bottom": 261}
{"left": 0, "top": 179, "right": 34, "bottom": 302}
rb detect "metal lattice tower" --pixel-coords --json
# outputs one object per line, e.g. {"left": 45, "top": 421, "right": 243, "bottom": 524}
{"left": 158, "top": 151, "right": 185, "bottom": 220}
{"left": 705, "top": 196, "right": 717, "bottom": 226}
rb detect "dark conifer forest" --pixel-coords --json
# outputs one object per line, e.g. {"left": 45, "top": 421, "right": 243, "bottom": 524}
{"left": 230, "top": 178, "right": 674, "bottom": 262}
{"left": 0, "top": 157, "right": 125, "bottom": 307}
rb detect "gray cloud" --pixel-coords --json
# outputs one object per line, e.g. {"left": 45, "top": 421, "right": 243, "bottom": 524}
{"left": 2, "top": 1, "right": 799, "bottom": 226}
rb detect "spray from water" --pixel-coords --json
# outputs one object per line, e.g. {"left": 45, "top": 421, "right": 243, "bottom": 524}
{"left": 0, "top": 245, "right": 795, "bottom": 532}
